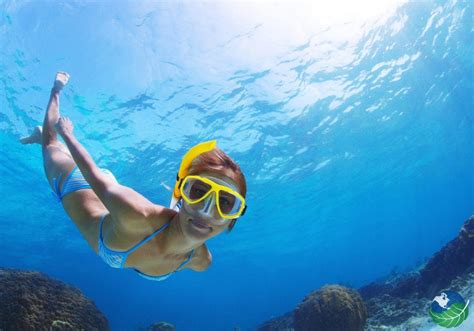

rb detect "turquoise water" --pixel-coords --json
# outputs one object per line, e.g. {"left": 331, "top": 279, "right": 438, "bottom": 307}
{"left": 1, "top": 0, "right": 472, "bottom": 330}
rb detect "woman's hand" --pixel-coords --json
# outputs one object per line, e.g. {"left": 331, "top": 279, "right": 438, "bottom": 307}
{"left": 55, "top": 116, "right": 74, "bottom": 137}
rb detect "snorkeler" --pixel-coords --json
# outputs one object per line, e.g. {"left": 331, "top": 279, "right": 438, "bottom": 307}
{"left": 21, "top": 72, "right": 247, "bottom": 281}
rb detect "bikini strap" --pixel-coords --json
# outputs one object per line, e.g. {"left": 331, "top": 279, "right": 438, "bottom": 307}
{"left": 176, "top": 249, "right": 195, "bottom": 271}
{"left": 125, "top": 222, "right": 171, "bottom": 255}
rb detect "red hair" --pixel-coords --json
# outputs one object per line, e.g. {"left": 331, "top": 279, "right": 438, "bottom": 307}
{"left": 188, "top": 147, "right": 247, "bottom": 197}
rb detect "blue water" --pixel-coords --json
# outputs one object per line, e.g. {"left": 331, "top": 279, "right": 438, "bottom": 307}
{"left": 1, "top": 1, "right": 472, "bottom": 330}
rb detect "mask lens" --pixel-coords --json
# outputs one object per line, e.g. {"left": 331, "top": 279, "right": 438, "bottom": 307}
{"left": 219, "top": 191, "right": 237, "bottom": 214}
{"left": 184, "top": 178, "right": 211, "bottom": 201}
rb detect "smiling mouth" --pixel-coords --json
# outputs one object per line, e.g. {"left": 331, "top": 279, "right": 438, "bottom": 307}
{"left": 189, "top": 218, "right": 212, "bottom": 231}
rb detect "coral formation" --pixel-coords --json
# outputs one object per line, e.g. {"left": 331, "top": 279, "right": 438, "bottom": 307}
{"left": 256, "top": 311, "right": 294, "bottom": 331}
{"left": 0, "top": 268, "right": 109, "bottom": 330}
{"left": 50, "top": 319, "right": 74, "bottom": 330}
{"left": 141, "top": 321, "right": 176, "bottom": 331}
{"left": 293, "top": 285, "right": 367, "bottom": 331}
{"left": 257, "top": 286, "right": 367, "bottom": 331}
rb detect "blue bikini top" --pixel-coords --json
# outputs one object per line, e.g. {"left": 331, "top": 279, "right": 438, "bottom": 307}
{"left": 97, "top": 213, "right": 194, "bottom": 281}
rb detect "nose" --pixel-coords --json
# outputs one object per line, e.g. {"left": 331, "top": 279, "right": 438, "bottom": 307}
{"left": 201, "top": 192, "right": 216, "bottom": 215}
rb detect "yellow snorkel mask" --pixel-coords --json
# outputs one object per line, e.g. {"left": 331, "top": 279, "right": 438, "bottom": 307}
{"left": 170, "top": 140, "right": 247, "bottom": 219}
{"left": 180, "top": 175, "right": 246, "bottom": 220}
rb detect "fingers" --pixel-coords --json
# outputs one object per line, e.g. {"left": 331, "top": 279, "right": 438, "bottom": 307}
{"left": 54, "top": 116, "right": 74, "bottom": 136}
{"left": 55, "top": 116, "right": 73, "bottom": 129}
{"left": 59, "top": 116, "right": 72, "bottom": 123}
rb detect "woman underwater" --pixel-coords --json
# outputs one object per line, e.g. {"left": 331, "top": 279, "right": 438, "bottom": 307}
{"left": 21, "top": 72, "right": 248, "bottom": 281}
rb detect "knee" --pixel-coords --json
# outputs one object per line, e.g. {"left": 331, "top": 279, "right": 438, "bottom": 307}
{"left": 42, "top": 144, "right": 72, "bottom": 163}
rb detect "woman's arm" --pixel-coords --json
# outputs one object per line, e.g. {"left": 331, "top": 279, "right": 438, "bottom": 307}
{"left": 56, "top": 117, "right": 159, "bottom": 228}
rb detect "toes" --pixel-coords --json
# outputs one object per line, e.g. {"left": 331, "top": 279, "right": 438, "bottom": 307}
{"left": 53, "top": 72, "right": 70, "bottom": 90}
{"left": 57, "top": 71, "right": 70, "bottom": 78}
{"left": 55, "top": 72, "right": 70, "bottom": 82}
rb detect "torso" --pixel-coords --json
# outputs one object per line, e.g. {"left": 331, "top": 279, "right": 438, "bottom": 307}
{"left": 61, "top": 189, "right": 209, "bottom": 276}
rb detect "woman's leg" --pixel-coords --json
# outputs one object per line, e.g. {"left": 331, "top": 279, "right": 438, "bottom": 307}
{"left": 22, "top": 73, "right": 108, "bottom": 249}
{"left": 39, "top": 72, "right": 76, "bottom": 190}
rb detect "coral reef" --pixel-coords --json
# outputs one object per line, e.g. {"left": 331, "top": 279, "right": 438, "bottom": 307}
{"left": 50, "top": 319, "right": 74, "bottom": 330}
{"left": 293, "top": 285, "right": 367, "bottom": 331}
{"left": 256, "top": 216, "right": 473, "bottom": 330}
{"left": 381, "top": 270, "right": 474, "bottom": 330}
{"left": 0, "top": 268, "right": 109, "bottom": 330}
{"left": 419, "top": 216, "right": 474, "bottom": 297}
{"left": 257, "top": 286, "right": 366, "bottom": 331}
{"left": 256, "top": 311, "right": 294, "bottom": 331}
{"left": 360, "top": 215, "right": 474, "bottom": 328}
{"left": 141, "top": 321, "right": 176, "bottom": 331}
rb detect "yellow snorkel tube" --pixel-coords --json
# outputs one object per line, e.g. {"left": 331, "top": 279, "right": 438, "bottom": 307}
{"left": 170, "top": 140, "right": 217, "bottom": 209}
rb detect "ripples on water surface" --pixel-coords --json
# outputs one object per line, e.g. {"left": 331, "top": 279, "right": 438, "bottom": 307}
{"left": 1, "top": 1, "right": 472, "bottom": 330}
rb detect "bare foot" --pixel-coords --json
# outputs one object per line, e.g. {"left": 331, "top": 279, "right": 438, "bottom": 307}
{"left": 53, "top": 71, "right": 70, "bottom": 92}
{"left": 20, "top": 126, "right": 42, "bottom": 144}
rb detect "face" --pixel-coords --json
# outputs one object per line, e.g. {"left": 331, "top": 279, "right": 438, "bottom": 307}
{"left": 178, "top": 171, "right": 241, "bottom": 241}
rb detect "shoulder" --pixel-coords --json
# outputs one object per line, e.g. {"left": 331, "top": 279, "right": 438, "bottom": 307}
{"left": 111, "top": 204, "right": 175, "bottom": 240}
{"left": 101, "top": 204, "right": 173, "bottom": 250}
{"left": 190, "top": 244, "right": 212, "bottom": 272}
